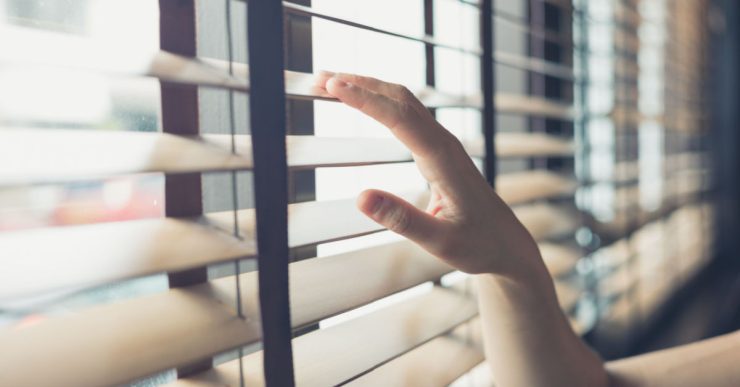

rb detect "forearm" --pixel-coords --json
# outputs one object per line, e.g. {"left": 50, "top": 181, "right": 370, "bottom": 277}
{"left": 476, "top": 255, "right": 609, "bottom": 387}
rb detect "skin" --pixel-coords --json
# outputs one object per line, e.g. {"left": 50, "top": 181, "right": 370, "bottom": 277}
{"left": 315, "top": 72, "right": 740, "bottom": 387}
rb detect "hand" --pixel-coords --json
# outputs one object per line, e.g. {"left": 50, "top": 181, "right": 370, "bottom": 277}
{"left": 316, "top": 72, "right": 544, "bottom": 277}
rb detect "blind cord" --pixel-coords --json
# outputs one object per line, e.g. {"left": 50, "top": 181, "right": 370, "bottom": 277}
{"left": 225, "top": 0, "right": 246, "bottom": 386}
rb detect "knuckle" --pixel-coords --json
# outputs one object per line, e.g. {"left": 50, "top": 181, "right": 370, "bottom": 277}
{"left": 386, "top": 207, "right": 411, "bottom": 235}
{"left": 398, "top": 85, "right": 414, "bottom": 100}
{"left": 389, "top": 83, "right": 413, "bottom": 101}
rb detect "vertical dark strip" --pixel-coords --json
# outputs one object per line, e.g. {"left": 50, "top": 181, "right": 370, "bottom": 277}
{"left": 423, "top": 0, "right": 436, "bottom": 88}
{"left": 529, "top": 0, "right": 546, "bottom": 99}
{"left": 285, "top": 0, "right": 317, "bottom": 262}
{"left": 160, "top": 0, "right": 201, "bottom": 222}
{"left": 246, "top": 1, "right": 296, "bottom": 385}
{"left": 481, "top": 0, "right": 497, "bottom": 186}
{"left": 159, "top": 0, "right": 211, "bottom": 376}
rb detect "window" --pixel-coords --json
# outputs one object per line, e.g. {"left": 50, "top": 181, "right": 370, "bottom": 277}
{"left": 0, "top": 0, "right": 714, "bottom": 385}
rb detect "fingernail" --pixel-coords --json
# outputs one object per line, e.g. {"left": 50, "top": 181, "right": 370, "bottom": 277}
{"left": 367, "top": 194, "right": 384, "bottom": 214}
{"left": 331, "top": 77, "right": 349, "bottom": 88}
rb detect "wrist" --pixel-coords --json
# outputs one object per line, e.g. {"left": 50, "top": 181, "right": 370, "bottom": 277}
{"left": 476, "top": 250, "right": 557, "bottom": 304}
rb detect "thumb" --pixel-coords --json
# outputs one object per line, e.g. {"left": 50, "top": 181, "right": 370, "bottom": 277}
{"left": 357, "top": 189, "right": 445, "bottom": 247}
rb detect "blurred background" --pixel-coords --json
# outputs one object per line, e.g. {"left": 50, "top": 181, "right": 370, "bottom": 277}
{"left": 0, "top": 0, "right": 738, "bottom": 385}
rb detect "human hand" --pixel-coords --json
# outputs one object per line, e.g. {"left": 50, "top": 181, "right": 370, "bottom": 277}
{"left": 316, "top": 72, "right": 544, "bottom": 277}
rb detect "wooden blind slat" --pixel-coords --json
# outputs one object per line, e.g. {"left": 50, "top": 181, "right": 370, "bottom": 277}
{"left": 0, "top": 218, "right": 255, "bottom": 301}
{"left": 496, "top": 132, "right": 574, "bottom": 157}
{"left": 288, "top": 241, "right": 453, "bottom": 327}
{"left": 497, "top": 171, "right": 577, "bottom": 205}
{"left": 0, "top": 192, "right": 424, "bottom": 299}
{"left": 281, "top": 1, "right": 482, "bottom": 56}
{"left": 2, "top": 25, "right": 575, "bottom": 119}
{"left": 0, "top": 240, "right": 449, "bottom": 386}
{"left": 1, "top": 27, "right": 575, "bottom": 119}
{"left": 496, "top": 94, "right": 575, "bottom": 120}
{"left": 345, "top": 336, "right": 484, "bottom": 387}
{"left": 0, "top": 129, "right": 577, "bottom": 185}
{"left": 0, "top": 195, "right": 577, "bottom": 300}
{"left": 539, "top": 243, "right": 582, "bottom": 277}
{"left": 496, "top": 50, "right": 575, "bottom": 80}
{"left": 170, "top": 287, "right": 477, "bottom": 387}
{"left": 0, "top": 280, "right": 262, "bottom": 387}
{"left": 0, "top": 129, "right": 251, "bottom": 184}
{"left": 514, "top": 203, "right": 580, "bottom": 241}
{"left": 216, "top": 191, "right": 426, "bottom": 250}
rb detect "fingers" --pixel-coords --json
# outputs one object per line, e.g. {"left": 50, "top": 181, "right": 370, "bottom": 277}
{"left": 324, "top": 72, "right": 487, "bottom": 200}
{"left": 316, "top": 71, "right": 417, "bottom": 103}
{"left": 325, "top": 76, "right": 451, "bottom": 160}
{"left": 334, "top": 74, "right": 418, "bottom": 103}
{"left": 314, "top": 70, "right": 335, "bottom": 90}
{"left": 357, "top": 189, "right": 447, "bottom": 248}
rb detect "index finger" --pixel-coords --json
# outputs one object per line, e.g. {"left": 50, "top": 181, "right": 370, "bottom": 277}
{"left": 325, "top": 76, "right": 450, "bottom": 159}
{"left": 325, "top": 76, "right": 483, "bottom": 191}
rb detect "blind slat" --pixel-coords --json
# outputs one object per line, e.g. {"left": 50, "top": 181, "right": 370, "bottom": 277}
{"left": 495, "top": 132, "right": 574, "bottom": 158}
{"left": 2, "top": 190, "right": 573, "bottom": 300}
{"left": 496, "top": 50, "right": 575, "bottom": 80}
{"left": 539, "top": 243, "right": 582, "bottom": 277}
{"left": 0, "top": 280, "right": 262, "bottom": 387}
{"left": 345, "top": 336, "right": 484, "bottom": 387}
{"left": 0, "top": 218, "right": 255, "bottom": 301}
{"left": 0, "top": 129, "right": 251, "bottom": 184}
{"left": 514, "top": 203, "right": 580, "bottom": 241}
{"left": 0, "top": 240, "right": 450, "bottom": 386}
{"left": 496, "top": 94, "right": 575, "bottom": 120}
{"left": 497, "top": 171, "right": 577, "bottom": 205}
{"left": 1, "top": 25, "right": 573, "bottom": 116}
{"left": 0, "top": 129, "right": 577, "bottom": 184}
{"left": 171, "top": 287, "right": 477, "bottom": 387}
{"left": 281, "top": 1, "right": 482, "bottom": 56}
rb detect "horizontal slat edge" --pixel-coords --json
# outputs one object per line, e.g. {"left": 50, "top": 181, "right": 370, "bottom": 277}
{"left": 0, "top": 25, "right": 478, "bottom": 109}
{"left": 0, "top": 279, "right": 262, "bottom": 387}
{"left": 281, "top": 1, "right": 482, "bottom": 56}
{"left": 2, "top": 26, "right": 573, "bottom": 115}
{"left": 540, "top": 243, "right": 582, "bottom": 277}
{"left": 213, "top": 191, "right": 428, "bottom": 250}
{"left": 0, "top": 218, "right": 255, "bottom": 301}
{"left": 0, "top": 239, "right": 452, "bottom": 386}
{"left": 345, "top": 336, "right": 484, "bottom": 387}
{"left": 171, "top": 287, "right": 477, "bottom": 387}
{"left": 2, "top": 196, "right": 572, "bottom": 301}
{"left": 1, "top": 192, "right": 427, "bottom": 300}
{"left": 288, "top": 240, "right": 454, "bottom": 327}
{"left": 0, "top": 129, "right": 575, "bottom": 185}
{"left": 495, "top": 132, "right": 574, "bottom": 158}
{"left": 514, "top": 203, "right": 580, "bottom": 241}
{"left": 497, "top": 171, "right": 577, "bottom": 205}
{"left": 496, "top": 94, "right": 575, "bottom": 120}
{"left": 0, "top": 129, "right": 252, "bottom": 184}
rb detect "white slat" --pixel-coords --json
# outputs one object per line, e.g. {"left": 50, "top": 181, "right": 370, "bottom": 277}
{"left": 170, "top": 288, "right": 477, "bottom": 387}
{"left": 497, "top": 171, "right": 577, "bottom": 205}
{"left": 514, "top": 203, "right": 580, "bottom": 241}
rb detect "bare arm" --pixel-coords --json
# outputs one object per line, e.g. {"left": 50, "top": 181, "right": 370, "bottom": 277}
{"left": 317, "top": 72, "right": 740, "bottom": 387}
{"left": 607, "top": 330, "right": 740, "bottom": 387}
